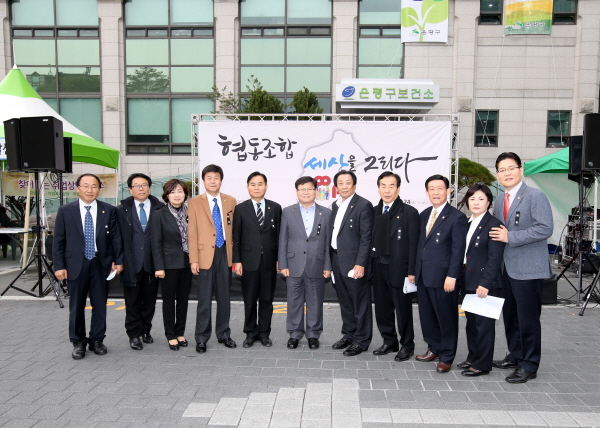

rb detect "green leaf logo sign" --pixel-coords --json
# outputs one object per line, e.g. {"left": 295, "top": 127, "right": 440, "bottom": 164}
{"left": 401, "top": 0, "right": 448, "bottom": 42}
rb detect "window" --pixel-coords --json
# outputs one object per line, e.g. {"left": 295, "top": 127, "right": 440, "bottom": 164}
{"left": 124, "top": 0, "right": 215, "bottom": 154}
{"left": 479, "top": 0, "right": 502, "bottom": 25}
{"left": 475, "top": 110, "right": 498, "bottom": 147}
{"left": 547, "top": 111, "right": 571, "bottom": 147}
{"left": 239, "top": 0, "right": 332, "bottom": 112}
{"left": 358, "top": 0, "right": 403, "bottom": 79}
{"left": 553, "top": 0, "right": 577, "bottom": 24}
{"left": 10, "top": 0, "right": 102, "bottom": 141}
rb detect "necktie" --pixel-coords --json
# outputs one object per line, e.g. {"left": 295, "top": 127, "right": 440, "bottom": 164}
{"left": 427, "top": 209, "right": 438, "bottom": 236}
{"left": 84, "top": 206, "right": 95, "bottom": 260}
{"left": 212, "top": 198, "right": 225, "bottom": 248}
{"left": 256, "top": 203, "right": 264, "bottom": 226}
{"left": 139, "top": 202, "right": 147, "bottom": 232}
{"left": 503, "top": 193, "right": 510, "bottom": 223}
{"left": 383, "top": 205, "right": 389, "bottom": 214}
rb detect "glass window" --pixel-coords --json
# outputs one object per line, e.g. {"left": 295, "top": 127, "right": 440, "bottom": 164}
{"left": 13, "top": 29, "right": 33, "bottom": 37}
{"left": 287, "top": 38, "right": 331, "bottom": 65}
{"left": 358, "top": 66, "right": 402, "bottom": 79}
{"left": 124, "top": 0, "right": 168, "bottom": 26}
{"left": 287, "top": 0, "right": 331, "bottom": 25}
{"left": 13, "top": 40, "right": 56, "bottom": 66}
{"left": 359, "top": 38, "right": 402, "bottom": 65}
{"left": 240, "top": 0, "right": 285, "bottom": 25}
{"left": 475, "top": 110, "right": 499, "bottom": 147}
{"left": 359, "top": 0, "right": 401, "bottom": 25}
{"left": 58, "top": 67, "right": 100, "bottom": 92}
{"left": 56, "top": 0, "right": 98, "bottom": 26}
{"left": 59, "top": 98, "right": 102, "bottom": 142}
{"left": 170, "top": 39, "right": 214, "bottom": 65}
{"left": 480, "top": 0, "right": 502, "bottom": 25}
{"left": 241, "top": 39, "right": 285, "bottom": 65}
{"left": 171, "top": 98, "right": 213, "bottom": 143}
{"left": 171, "top": 0, "right": 213, "bottom": 25}
{"left": 286, "top": 67, "right": 330, "bottom": 93}
{"left": 43, "top": 97, "right": 58, "bottom": 111}
{"left": 240, "top": 67, "right": 285, "bottom": 92}
{"left": 126, "top": 39, "right": 169, "bottom": 65}
{"left": 128, "top": 99, "right": 170, "bottom": 143}
{"left": 22, "top": 67, "right": 58, "bottom": 92}
{"left": 554, "top": 0, "right": 577, "bottom": 24}
{"left": 57, "top": 40, "right": 100, "bottom": 65}
{"left": 547, "top": 111, "right": 571, "bottom": 147}
{"left": 11, "top": 0, "right": 54, "bottom": 26}
{"left": 126, "top": 67, "right": 170, "bottom": 93}
{"left": 171, "top": 67, "right": 213, "bottom": 92}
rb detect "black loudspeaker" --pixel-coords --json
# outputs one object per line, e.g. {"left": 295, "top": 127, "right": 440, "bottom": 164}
{"left": 3, "top": 118, "right": 23, "bottom": 172}
{"left": 569, "top": 135, "right": 583, "bottom": 174}
{"left": 19, "top": 116, "right": 65, "bottom": 172}
{"left": 63, "top": 137, "right": 73, "bottom": 173}
{"left": 583, "top": 113, "right": 600, "bottom": 170}
{"left": 542, "top": 274, "right": 558, "bottom": 305}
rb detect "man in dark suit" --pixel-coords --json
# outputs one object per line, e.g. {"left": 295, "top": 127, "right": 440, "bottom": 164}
{"left": 371, "top": 172, "right": 420, "bottom": 362}
{"left": 415, "top": 174, "right": 468, "bottom": 373}
{"left": 53, "top": 174, "right": 123, "bottom": 360}
{"left": 116, "top": 173, "right": 164, "bottom": 351}
{"left": 328, "top": 170, "right": 373, "bottom": 357}
{"left": 233, "top": 171, "right": 282, "bottom": 348}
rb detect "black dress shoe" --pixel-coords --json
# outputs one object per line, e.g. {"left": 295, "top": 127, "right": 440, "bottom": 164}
{"left": 332, "top": 338, "right": 353, "bottom": 350}
{"left": 88, "top": 340, "right": 107, "bottom": 355}
{"left": 129, "top": 337, "right": 143, "bottom": 351}
{"left": 168, "top": 341, "right": 180, "bottom": 351}
{"left": 394, "top": 348, "right": 414, "bottom": 362}
{"left": 461, "top": 368, "right": 489, "bottom": 377}
{"left": 218, "top": 338, "right": 237, "bottom": 348}
{"left": 178, "top": 339, "right": 188, "bottom": 347}
{"left": 142, "top": 333, "right": 153, "bottom": 344}
{"left": 456, "top": 361, "right": 471, "bottom": 369}
{"left": 308, "top": 338, "right": 319, "bottom": 350}
{"left": 243, "top": 337, "right": 257, "bottom": 348}
{"left": 343, "top": 344, "right": 363, "bottom": 357}
{"left": 72, "top": 342, "right": 86, "bottom": 360}
{"left": 259, "top": 337, "right": 272, "bottom": 347}
{"left": 505, "top": 366, "right": 537, "bottom": 384}
{"left": 492, "top": 358, "right": 518, "bottom": 369}
{"left": 196, "top": 342, "right": 207, "bottom": 353}
{"left": 287, "top": 338, "right": 299, "bottom": 349}
{"left": 372, "top": 344, "right": 399, "bottom": 356}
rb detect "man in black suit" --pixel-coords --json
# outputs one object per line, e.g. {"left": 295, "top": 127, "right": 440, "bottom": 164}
{"left": 415, "top": 175, "right": 468, "bottom": 373}
{"left": 370, "top": 172, "right": 419, "bottom": 362}
{"left": 53, "top": 174, "right": 123, "bottom": 360}
{"left": 116, "top": 173, "right": 164, "bottom": 351}
{"left": 329, "top": 170, "right": 373, "bottom": 357}
{"left": 233, "top": 171, "right": 282, "bottom": 348}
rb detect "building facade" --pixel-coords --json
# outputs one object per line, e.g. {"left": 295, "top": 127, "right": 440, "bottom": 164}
{"left": 0, "top": 0, "right": 598, "bottom": 179}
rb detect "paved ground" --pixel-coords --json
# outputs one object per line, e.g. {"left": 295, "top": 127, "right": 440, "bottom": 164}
{"left": 0, "top": 263, "right": 599, "bottom": 427}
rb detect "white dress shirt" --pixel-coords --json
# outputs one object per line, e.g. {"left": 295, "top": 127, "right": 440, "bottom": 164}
{"left": 208, "top": 193, "right": 226, "bottom": 241}
{"left": 382, "top": 200, "right": 394, "bottom": 214}
{"left": 331, "top": 194, "right": 354, "bottom": 249}
{"left": 464, "top": 213, "right": 485, "bottom": 263}
{"left": 79, "top": 199, "right": 98, "bottom": 251}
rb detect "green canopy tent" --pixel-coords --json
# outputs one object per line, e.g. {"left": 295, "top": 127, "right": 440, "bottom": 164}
{"left": 523, "top": 147, "right": 569, "bottom": 176}
{"left": 0, "top": 66, "right": 119, "bottom": 169}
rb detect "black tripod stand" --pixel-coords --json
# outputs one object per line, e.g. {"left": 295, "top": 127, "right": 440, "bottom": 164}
{"left": 0, "top": 172, "right": 64, "bottom": 308}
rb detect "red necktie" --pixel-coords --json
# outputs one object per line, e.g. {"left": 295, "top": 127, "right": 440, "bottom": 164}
{"left": 503, "top": 193, "right": 510, "bottom": 222}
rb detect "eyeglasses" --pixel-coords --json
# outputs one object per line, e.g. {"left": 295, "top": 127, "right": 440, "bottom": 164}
{"left": 78, "top": 185, "right": 99, "bottom": 190}
{"left": 497, "top": 166, "right": 521, "bottom": 174}
{"left": 131, "top": 184, "right": 149, "bottom": 190}
{"left": 297, "top": 188, "right": 315, "bottom": 193}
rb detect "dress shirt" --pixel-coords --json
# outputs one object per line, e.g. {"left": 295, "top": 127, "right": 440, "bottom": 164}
{"left": 299, "top": 203, "right": 316, "bottom": 237}
{"left": 427, "top": 202, "right": 447, "bottom": 233}
{"left": 464, "top": 213, "right": 485, "bottom": 263}
{"left": 252, "top": 199, "right": 265, "bottom": 217}
{"left": 382, "top": 200, "right": 394, "bottom": 214}
{"left": 331, "top": 194, "right": 354, "bottom": 249}
{"left": 79, "top": 199, "right": 98, "bottom": 251}
{"left": 135, "top": 198, "right": 150, "bottom": 223}
{"left": 505, "top": 180, "right": 523, "bottom": 209}
{"left": 208, "top": 193, "right": 226, "bottom": 241}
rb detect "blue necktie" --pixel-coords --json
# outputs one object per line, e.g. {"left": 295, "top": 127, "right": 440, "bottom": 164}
{"left": 213, "top": 198, "right": 225, "bottom": 248}
{"left": 383, "top": 205, "right": 389, "bottom": 214}
{"left": 84, "top": 206, "right": 95, "bottom": 260}
{"left": 139, "top": 202, "right": 147, "bottom": 232}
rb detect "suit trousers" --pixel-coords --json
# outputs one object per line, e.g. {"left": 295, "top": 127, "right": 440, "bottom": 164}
{"left": 372, "top": 261, "right": 414, "bottom": 350}
{"left": 501, "top": 271, "right": 543, "bottom": 373}
{"left": 161, "top": 253, "right": 191, "bottom": 341}
{"left": 286, "top": 272, "right": 324, "bottom": 340}
{"left": 331, "top": 252, "right": 372, "bottom": 350}
{"left": 67, "top": 256, "right": 107, "bottom": 343}
{"left": 417, "top": 276, "right": 459, "bottom": 364}
{"left": 122, "top": 270, "right": 159, "bottom": 338}
{"left": 241, "top": 255, "right": 277, "bottom": 339}
{"left": 195, "top": 244, "right": 232, "bottom": 343}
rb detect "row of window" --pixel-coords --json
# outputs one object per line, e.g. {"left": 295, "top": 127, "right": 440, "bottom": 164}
{"left": 475, "top": 110, "right": 571, "bottom": 148}
{"left": 481, "top": 0, "right": 577, "bottom": 25}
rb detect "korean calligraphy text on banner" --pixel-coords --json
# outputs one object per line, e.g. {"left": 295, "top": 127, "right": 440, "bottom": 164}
{"left": 401, "top": 0, "right": 449, "bottom": 43}
{"left": 504, "top": 0, "right": 553, "bottom": 35}
{"left": 1, "top": 172, "right": 118, "bottom": 198}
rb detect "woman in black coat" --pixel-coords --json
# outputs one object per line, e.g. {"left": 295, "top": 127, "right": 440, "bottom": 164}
{"left": 151, "top": 179, "right": 191, "bottom": 351}
{"left": 457, "top": 184, "right": 506, "bottom": 376}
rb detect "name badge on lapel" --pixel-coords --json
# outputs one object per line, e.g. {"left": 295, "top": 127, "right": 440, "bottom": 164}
{"left": 397, "top": 228, "right": 402, "bottom": 241}
{"left": 226, "top": 211, "right": 232, "bottom": 225}
{"left": 436, "top": 232, "right": 440, "bottom": 244}
{"left": 515, "top": 211, "right": 520, "bottom": 226}
{"left": 317, "top": 224, "right": 321, "bottom": 235}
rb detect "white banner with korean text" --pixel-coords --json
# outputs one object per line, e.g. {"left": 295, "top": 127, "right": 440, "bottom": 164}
{"left": 197, "top": 121, "right": 452, "bottom": 212}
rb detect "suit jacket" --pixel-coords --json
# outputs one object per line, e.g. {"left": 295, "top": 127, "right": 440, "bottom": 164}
{"left": 415, "top": 203, "right": 468, "bottom": 287}
{"left": 330, "top": 194, "right": 373, "bottom": 275}
{"left": 116, "top": 195, "right": 164, "bottom": 286}
{"left": 493, "top": 181, "right": 553, "bottom": 280}
{"left": 371, "top": 197, "right": 420, "bottom": 287}
{"left": 278, "top": 203, "right": 332, "bottom": 278}
{"left": 150, "top": 204, "right": 188, "bottom": 271}
{"left": 463, "top": 211, "right": 505, "bottom": 291}
{"left": 232, "top": 198, "right": 282, "bottom": 271}
{"left": 53, "top": 200, "right": 123, "bottom": 281}
{"left": 188, "top": 192, "right": 236, "bottom": 269}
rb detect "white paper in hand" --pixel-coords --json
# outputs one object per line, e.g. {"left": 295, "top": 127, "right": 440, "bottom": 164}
{"left": 106, "top": 270, "right": 117, "bottom": 281}
{"left": 331, "top": 272, "right": 335, "bottom": 284}
{"left": 347, "top": 269, "right": 355, "bottom": 279}
{"left": 403, "top": 277, "right": 417, "bottom": 294}
{"left": 461, "top": 294, "right": 505, "bottom": 320}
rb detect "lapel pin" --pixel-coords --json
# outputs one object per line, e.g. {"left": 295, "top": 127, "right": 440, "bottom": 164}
{"left": 442, "top": 216, "right": 445, "bottom": 219}
{"left": 397, "top": 216, "right": 400, "bottom": 219}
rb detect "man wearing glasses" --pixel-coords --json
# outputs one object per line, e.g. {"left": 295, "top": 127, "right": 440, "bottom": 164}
{"left": 116, "top": 173, "right": 164, "bottom": 351}
{"left": 53, "top": 174, "right": 123, "bottom": 360}
{"left": 490, "top": 152, "right": 553, "bottom": 383}
{"left": 278, "top": 176, "right": 332, "bottom": 350}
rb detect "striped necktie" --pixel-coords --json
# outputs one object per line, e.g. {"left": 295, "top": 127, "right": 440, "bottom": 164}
{"left": 256, "top": 203, "right": 264, "bottom": 226}
{"left": 427, "top": 209, "right": 438, "bottom": 236}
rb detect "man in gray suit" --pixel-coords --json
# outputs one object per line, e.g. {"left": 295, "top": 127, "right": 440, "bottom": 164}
{"left": 490, "top": 152, "right": 553, "bottom": 384}
{"left": 279, "top": 176, "right": 332, "bottom": 350}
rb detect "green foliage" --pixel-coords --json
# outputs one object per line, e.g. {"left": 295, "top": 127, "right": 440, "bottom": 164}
{"left": 208, "top": 76, "right": 284, "bottom": 119}
{"left": 126, "top": 67, "right": 169, "bottom": 93}
{"left": 452, "top": 157, "right": 497, "bottom": 200}
{"left": 4, "top": 196, "right": 34, "bottom": 226}
{"left": 289, "top": 87, "right": 323, "bottom": 120}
